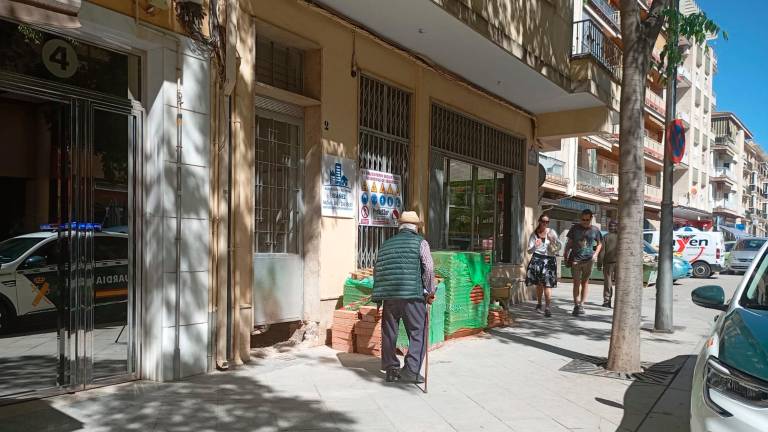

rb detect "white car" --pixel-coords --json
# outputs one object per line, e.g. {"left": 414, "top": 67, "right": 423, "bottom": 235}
{"left": 0, "top": 225, "right": 128, "bottom": 332}
{"left": 690, "top": 242, "right": 768, "bottom": 431}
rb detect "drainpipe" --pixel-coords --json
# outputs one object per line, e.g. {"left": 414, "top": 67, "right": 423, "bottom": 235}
{"left": 174, "top": 41, "right": 184, "bottom": 381}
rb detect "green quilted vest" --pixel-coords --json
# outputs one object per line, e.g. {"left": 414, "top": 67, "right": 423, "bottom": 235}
{"left": 372, "top": 229, "right": 424, "bottom": 301}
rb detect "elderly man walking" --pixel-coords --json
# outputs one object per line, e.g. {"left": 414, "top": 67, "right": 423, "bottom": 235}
{"left": 372, "top": 211, "right": 436, "bottom": 383}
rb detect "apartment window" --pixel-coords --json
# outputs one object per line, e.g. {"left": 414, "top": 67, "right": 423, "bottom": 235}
{"left": 705, "top": 52, "right": 712, "bottom": 76}
{"left": 704, "top": 95, "right": 710, "bottom": 113}
{"left": 255, "top": 115, "right": 302, "bottom": 254}
{"left": 694, "top": 127, "right": 700, "bottom": 146}
{"left": 695, "top": 87, "right": 702, "bottom": 107}
{"left": 696, "top": 45, "right": 703, "bottom": 67}
{"left": 256, "top": 35, "right": 304, "bottom": 94}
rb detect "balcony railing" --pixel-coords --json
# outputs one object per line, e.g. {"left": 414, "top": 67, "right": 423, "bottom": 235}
{"left": 677, "top": 65, "right": 692, "bottom": 87}
{"left": 577, "top": 167, "right": 612, "bottom": 194}
{"left": 712, "top": 167, "right": 737, "bottom": 183}
{"left": 714, "top": 135, "right": 737, "bottom": 153}
{"left": 678, "top": 110, "right": 691, "bottom": 126}
{"left": 645, "top": 90, "right": 666, "bottom": 116}
{"left": 643, "top": 136, "right": 663, "bottom": 161}
{"left": 573, "top": 20, "right": 623, "bottom": 80}
{"left": 588, "top": 0, "right": 621, "bottom": 31}
{"left": 645, "top": 184, "right": 662, "bottom": 203}
{"left": 714, "top": 199, "right": 741, "bottom": 214}
{"left": 539, "top": 154, "right": 569, "bottom": 187}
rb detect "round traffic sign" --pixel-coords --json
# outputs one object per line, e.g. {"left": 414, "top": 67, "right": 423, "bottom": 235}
{"left": 666, "top": 119, "right": 686, "bottom": 164}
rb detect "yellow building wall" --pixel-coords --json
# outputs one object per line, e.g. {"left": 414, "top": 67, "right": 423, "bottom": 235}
{"left": 241, "top": 0, "right": 538, "bottom": 336}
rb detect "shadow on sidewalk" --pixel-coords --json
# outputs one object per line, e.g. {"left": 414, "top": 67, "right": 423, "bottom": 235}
{"left": 0, "top": 372, "right": 358, "bottom": 431}
{"left": 506, "top": 298, "right": 625, "bottom": 342}
{"left": 616, "top": 355, "right": 695, "bottom": 432}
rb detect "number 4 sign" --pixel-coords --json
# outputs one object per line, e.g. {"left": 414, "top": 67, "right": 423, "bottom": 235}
{"left": 42, "top": 39, "right": 79, "bottom": 79}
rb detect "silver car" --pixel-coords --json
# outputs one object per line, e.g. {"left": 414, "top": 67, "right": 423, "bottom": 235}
{"left": 727, "top": 237, "right": 768, "bottom": 274}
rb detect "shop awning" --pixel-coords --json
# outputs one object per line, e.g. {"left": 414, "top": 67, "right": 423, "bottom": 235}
{"left": 0, "top": 0, "right": 81, "bottom": 29}
{"left": 719, "top": 225, "right": 748, "bottom": 239}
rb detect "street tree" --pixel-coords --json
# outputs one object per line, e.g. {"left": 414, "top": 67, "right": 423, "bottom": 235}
{"left": 608, "top": 0, "right": 722, "bottom": 373}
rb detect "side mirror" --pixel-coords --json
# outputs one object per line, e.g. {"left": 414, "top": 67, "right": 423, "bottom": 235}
{"left": 24, "top": 255, "right": 46, "bottom": 268}
{"left": 692, "top": 285, "right": 727, "bottom": 311}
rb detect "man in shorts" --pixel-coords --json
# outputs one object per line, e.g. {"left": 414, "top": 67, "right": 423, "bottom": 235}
{"left": 564, "top": 209, "right": 603, "bottom": 316}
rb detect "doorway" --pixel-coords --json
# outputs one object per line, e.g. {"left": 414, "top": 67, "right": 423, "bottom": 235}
{"left": 0, "top": 85, "right": 140, "bottom": 402}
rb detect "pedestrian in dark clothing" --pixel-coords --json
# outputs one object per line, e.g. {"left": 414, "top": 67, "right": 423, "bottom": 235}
{"left": 597, "top": 220, "right": 618, "bottom": 308}
{"left": 372, "top": 211, "right": 436, "bottom": 383}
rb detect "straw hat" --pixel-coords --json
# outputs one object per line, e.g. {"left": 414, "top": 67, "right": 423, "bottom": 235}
{"left": 398, "top": 211, "right": 423, "bottom": 226}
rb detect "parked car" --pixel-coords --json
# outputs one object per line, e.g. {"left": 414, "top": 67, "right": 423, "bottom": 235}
{"left": 726, "top": 237, "right": 768, "bottom": 274}
{"left": 690, "top": 242, "right": 768, "bottom": 432}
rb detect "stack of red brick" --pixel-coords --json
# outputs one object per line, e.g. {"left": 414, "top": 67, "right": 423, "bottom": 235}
{"left": 354, "top": 306, "right": 381, "bottom": 357}
{"left": 487, "top": 308, "right": 509, "bottom": 328}
{"left": 331, "top": 309, "right": 358, "bottom": 352}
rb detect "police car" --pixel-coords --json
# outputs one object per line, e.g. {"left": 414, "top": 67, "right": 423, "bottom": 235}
{"left": 0, "top": 223, "right": 128, "bottom": 332}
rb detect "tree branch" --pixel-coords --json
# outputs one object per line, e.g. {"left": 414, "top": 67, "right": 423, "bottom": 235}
{"left": 644, "top": 0, "right": 670, "bottom": 40}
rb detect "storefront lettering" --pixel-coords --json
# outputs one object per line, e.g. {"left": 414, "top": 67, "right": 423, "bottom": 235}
{"left": 96, "top": 274, "right": 129, "bottom": 285}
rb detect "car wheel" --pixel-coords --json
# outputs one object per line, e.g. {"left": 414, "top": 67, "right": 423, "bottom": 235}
{"left": 692, "top": 262, "right": 711, "bottom": 278}
{"left": 0, "top": 301, "right": 16, "bottom": 334}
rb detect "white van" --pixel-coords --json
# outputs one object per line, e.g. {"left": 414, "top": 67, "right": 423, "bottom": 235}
{"left": 643, "top": 227, "right": 724, "bottom": 278}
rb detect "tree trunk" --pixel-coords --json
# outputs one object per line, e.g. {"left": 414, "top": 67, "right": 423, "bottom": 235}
{"left": 607, "top": 0, "right": 654, "bottom": 373}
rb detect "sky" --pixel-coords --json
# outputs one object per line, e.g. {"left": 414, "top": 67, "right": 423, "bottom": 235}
{"left": 699, "top": 0, "right": 768, "bottom": 147}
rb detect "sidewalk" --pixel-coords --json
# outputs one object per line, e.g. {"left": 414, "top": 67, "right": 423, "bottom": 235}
{"left": 0, "top": 275, "right": 739, "bottom": 432}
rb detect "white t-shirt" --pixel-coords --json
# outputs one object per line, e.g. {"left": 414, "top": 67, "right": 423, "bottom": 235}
{"left": 527, "top": 228, "right": 560, "bottom": 256}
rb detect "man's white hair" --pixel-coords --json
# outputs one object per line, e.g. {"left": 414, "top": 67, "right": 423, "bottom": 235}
{"left": 399, "top": 223, "right": 418, "bottom": 231}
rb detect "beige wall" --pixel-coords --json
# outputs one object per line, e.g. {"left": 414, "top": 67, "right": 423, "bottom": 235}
{"left": 234, "top": 0, "right": 539, "bottom": 345}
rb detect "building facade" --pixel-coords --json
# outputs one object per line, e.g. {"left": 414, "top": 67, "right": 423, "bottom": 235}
{"left": 741, "top": 141, "right": 768, "bottom": 236}
{"left": 540, "top": 0, "right": 664, "bottom": 233}
{"left": 710, "top": 112, "right": 752, "bottom": 234}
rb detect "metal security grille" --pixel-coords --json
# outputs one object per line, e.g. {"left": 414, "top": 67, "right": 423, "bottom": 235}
{"left": 256, "top": 35, "right": 304, "bottom": 94}
{"left": 431, "top": 104, "right": 525, "bottom": 173}
{"left": 255, "top": 115, "right": 302, "bottom": 254}
{"left": 357, "top": 75, "right": 411, "bottom": 269}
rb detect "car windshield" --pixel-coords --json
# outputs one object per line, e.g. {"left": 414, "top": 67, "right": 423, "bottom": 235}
{"left": 735, "top": 239, "right": 767, "bottom": 251}
{"left": 741, "top": 250, "right": 768, "bottom": 310}
{"left": 0, "top": 237, "right": 46, "bottom": 264}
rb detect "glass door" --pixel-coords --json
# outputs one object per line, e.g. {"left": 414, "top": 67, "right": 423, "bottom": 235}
{"left": 0, "top": 90, "right": 139, "bottom": 403}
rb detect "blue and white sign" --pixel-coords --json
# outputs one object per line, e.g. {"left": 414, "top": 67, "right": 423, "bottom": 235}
{"left": 322, "top": 155, "right": 356, "bottom": 218}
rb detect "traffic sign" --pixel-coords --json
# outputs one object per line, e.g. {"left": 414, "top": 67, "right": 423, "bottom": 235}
{"left": 666, "top": 119, "right": 686, "bottom": 164}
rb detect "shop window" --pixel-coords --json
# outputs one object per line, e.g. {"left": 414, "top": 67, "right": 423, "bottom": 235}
{"left": 256, "top": 35, "right": 304, "bottom": 94}
{"left": 255, "top": 115, "right": 302, "bottom": 254}
{"left": 436, "top": 156, "right": 520, "bottom": 264}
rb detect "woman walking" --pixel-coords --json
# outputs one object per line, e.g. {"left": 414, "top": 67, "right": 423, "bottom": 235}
{"left": 526, "top": 214, "right": 560, "bottom": 317}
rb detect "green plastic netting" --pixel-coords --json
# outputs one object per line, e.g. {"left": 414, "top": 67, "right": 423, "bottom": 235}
{"left": 432, "top": 251, "right": 491, "bottom": 335}
{"left": 342, "top": 277, "right": 374, "bottom": 310}
{"left": 396, "top": 281, "right": 446, "bottom": 349}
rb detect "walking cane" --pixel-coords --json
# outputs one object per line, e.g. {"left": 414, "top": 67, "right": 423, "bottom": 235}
{"left": 419, "top": 301, "right": 431, "bottom": 394}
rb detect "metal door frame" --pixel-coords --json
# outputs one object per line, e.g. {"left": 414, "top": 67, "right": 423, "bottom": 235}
{"left": 0, "top": 71, "right": 142, "bottom": 401}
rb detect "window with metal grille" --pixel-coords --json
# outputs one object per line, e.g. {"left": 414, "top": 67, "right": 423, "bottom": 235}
{"left": 357, "top": 75, "right": 411, "bottom": 269}
{"left": 430, "top": 104, "right": 525, "bottom": 173}
{"left": 255, "top": 115, "right": 302, "bottom": 254}
{"left": 256, "top": 35, "right": 304, "bottom": 94}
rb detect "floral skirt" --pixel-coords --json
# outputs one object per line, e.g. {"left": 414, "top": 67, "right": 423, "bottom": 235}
{"left": 526, "top": 253, "right": 558, "bottom": 288}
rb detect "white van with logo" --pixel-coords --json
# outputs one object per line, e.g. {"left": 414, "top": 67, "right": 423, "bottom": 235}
{"left": 643, "top": 227, "right": 724, "bottom": 278}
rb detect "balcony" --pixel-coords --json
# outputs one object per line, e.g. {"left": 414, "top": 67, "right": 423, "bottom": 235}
{"left": 644, "top": 135, "right": 663, "bottom": 162}
{"left": 645, "top": 184, "right": 662, "bottom": 204}
{"left": 539, "top": 154, "right": 569, "bottom": 188}
{"left": 713, "top": 135, "right": 738, "bottom": 156}
{"left": 588, "top": 0, "right": 621, "bottom": 32}
{"left": 711, "top": 167, "right": 738, "bottom": 186}
{"left": 714, "top": 199, "right": 743, "bottom": 217}
{"left": 576, "top": 167, "right": 612, "bottom": 196}
{"left": 572, "top": 20, "right": 623, "bottom": 80}
{"left": 678, "top": 110, "right": 691, "bottom": 128}
{"left": 677, "top": 65, "right": 692, "bottom": 88}
{"left": 645, "top": 90, "right": 666, "bottom": 117}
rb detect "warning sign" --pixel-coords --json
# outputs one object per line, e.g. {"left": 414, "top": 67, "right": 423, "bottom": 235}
{"left": 358, "top": 169, "right": 403, "bottom": 227}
